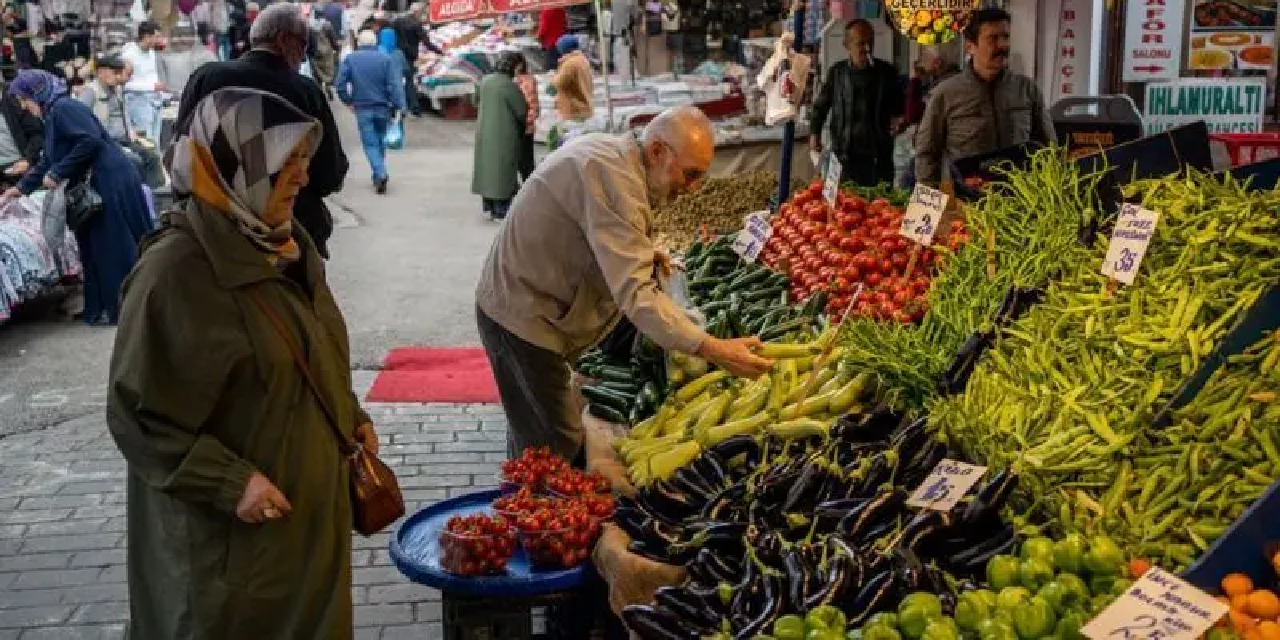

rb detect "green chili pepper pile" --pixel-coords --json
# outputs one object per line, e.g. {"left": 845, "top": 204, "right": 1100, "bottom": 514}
{"left": 836, "top": 148, "right": 1109, "bottom": 410}
{"left": 929, "top": 170, "right": 1280, "bottom": 569}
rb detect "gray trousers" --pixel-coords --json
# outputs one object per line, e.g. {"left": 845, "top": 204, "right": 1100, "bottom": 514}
{"left": 476, "top": 306, "right": 584, "bottom": 464}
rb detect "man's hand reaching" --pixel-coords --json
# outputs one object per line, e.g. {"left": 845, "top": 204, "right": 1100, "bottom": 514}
{"left": 697, "top": 336, "right": 774, "bottom": 379}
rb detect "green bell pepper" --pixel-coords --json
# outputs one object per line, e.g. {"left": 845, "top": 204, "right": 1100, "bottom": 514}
{"left": 977, "top": 619, "right": 1019, "bottom": 640}
{"left": 1090, "top": 594, "right": 1113, "bottom": 615}
{"left": 773, "top": 615, "right": 808, "bottom": 640}
{"left": 920, "top": 619, "right": 959, "bottom": 640}
{"left": 1013, "top": 596, "right": 1058, "bottom": 640}
{"left": 1083, "top": 537, "right": 1125, "bottom": 576}
{"left": 954, "top": 591, "right": 993, "bottom": 632}
{"left": 988, "top": 555, "right": 1022, "bottom": 591}
{"left": 1020, "top": 559, "right": 1056, "bottom": 591}
{"left": 1110, "top": 579, "right": 1133, "bottom": 597}
{"left": 1088, "top": 575, "right": 1115, "bottom": 598}
{"left": 1037, "top": 581, "right": 1082, "bottom": 613}
{"left": 1054, "top": 611, "right": 1087, "bottom": 640}
{"left": 862, "top": 626, "right": 903, "bottom": 640}
{"left": 898, "top": 593, "right": 944, "bottom": 640}
{"left": 1021, "top": 537, "right": 1056, "bottom": 568}
{"left": 996, "top": 586, "right": 1032, "bottom": 615}
{"left": 865, "top": 614, "right": 899, "bottom": 631}
{"left": 1055, "top": 574, "right": 1091, "bottom": 604}
{"left": 807, "top": 606, "right": 847, "bottom": 633}
{"left": 750, "top": 636, "right": 777, "bottom": 640}
{"left": 807, "top": 629, "right": 845, "bottom": 640}
{"left": 1052, "top": 534, "right": 1087, "bottom": 574}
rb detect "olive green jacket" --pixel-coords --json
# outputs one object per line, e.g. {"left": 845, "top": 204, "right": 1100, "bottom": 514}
{"left": 471, "top": 72, "right": 528, "bottom": 200}
{"left": 106, "top": 204, "right": 370, "bottom": 640}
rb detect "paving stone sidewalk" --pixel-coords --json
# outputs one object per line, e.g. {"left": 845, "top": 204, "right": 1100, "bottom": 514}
{"left": 0, "top": 400, "right": 508, "bottom": 640}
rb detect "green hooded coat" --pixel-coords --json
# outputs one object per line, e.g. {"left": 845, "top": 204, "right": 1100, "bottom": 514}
{"left": 471, "top": 72, "right": 528, "bottom": 200}
{"left": 106, "top": 205, "right": 371, "bottom": 640}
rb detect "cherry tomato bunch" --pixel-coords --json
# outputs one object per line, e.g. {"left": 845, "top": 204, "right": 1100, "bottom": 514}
{"left": 761, "top": 182, "right": 970, "bottom": 324}
{"left": 546, "top": 468, "right": 610, "bottom": 497}
{"left": 500, "top": 446, "right": 569, "bottom": 488}
{"left": 492, "top": 487, "right": 563, "bottom": 524}
{"left": 439, "top": 514, "right": 516, "bottom": 576}
{"left": 577, "top": 492, "right": 615, "bottom": 519}
{"left": 515, "top": 502, "right": 602, "bottom": 569}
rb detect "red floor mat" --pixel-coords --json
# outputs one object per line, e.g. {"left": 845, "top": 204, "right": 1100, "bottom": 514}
{"left": 365, "top": 347, "right": 500, "bottom": 404}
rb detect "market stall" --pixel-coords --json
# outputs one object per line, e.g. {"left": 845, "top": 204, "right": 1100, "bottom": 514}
{"left": 0, "top": 194, "right": 81, "bottom": 324}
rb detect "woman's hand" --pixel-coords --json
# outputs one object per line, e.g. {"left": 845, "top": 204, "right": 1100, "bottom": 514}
{"left": 234, "top": 472, "right": 293, "bottom": 524}
{"left": 42, "top": 175, "right": 58, "bottom": 190}
{"left": 355, "top": 422, "right": 379, "bottom": 455}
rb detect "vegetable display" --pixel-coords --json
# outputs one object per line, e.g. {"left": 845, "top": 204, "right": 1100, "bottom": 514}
{"left": 931, "top": 171, "right": 1280, "bottom": 569}
{"left": 653, "top": 172, "right": 803, "bottom": 251}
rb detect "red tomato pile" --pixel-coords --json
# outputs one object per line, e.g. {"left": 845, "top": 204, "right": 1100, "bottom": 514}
{"left": 761, "top": 182, "right": 970, "bottom": 323}
{"left": 492, "top": 488, "right": 562, "bottom": 525}
{"left": 546, "top": 468, "right": 610, "bottom": 497}
{"left": 514, "top": 502, "right": 602, "bottom": 569}
{"left": 500, "top": 446, "right": 569, "bottom": 488}
{"left": 439, "top": 514, "right": 517, "bottom": 576}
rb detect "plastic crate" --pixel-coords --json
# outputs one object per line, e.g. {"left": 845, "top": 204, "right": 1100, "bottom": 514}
{"left": 1210, "top": 132, "right": 1280, "bottom": 167}
{"left": 1182, "top": 480, "right": 1280, "bottom": 594}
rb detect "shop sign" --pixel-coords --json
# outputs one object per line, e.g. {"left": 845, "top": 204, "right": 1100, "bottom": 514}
{"left": 1082, "top": 567, "right": 1228, "bottom": 640}
{"left": 1122, "top": 0, "right": 1186, "bottom": 82}
{"left": 1187, "top": 0, "right": 1277, "bottom": 75}
{"left": 1142, "top": 78, "right": 1266, "bottom": 135}
{"left": 906, "top": 459, "right": 987, "bottom": 511}
{"left": 488, "top": 0, "right": 587, "bottom": 13}
{"left": 883, "top": 0, "right": 980, "bottom": 45}
{"left": 1101, "top": 203, "right": 1161, "bottom": 286}
{"left": 899, "top": 184, "right": 948, "bottom": 246}
{"left": 429, "top": 0, "right": 485, "bottom": 23}
{"left": 1050, "top": 0, "right": 1094, "bottom": 104}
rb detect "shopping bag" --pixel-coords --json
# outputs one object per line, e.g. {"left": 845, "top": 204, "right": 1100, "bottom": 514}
{"left": 384, "top": 120, "right": 404, "bottom": 149}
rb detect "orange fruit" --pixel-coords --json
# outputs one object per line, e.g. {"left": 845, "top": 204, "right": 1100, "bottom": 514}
{"left": 1225, "top": 574, "right": 1257, "bottom": 598}
{"left": 1257, "top": 620, "right": 1280, "bottom": 640}
{"left": 1232, "top": 610, "right": 1260, "bottom": 634}
{"left": 1247, "top": 590, "right": 1280, "bottom": 621}
{"left": 1237, "top": 594, "right": 1256, "bottom": 611}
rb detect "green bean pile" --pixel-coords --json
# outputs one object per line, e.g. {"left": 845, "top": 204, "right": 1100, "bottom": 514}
{"left": 930, "top": 170, "right": 1280, "bottom": 569}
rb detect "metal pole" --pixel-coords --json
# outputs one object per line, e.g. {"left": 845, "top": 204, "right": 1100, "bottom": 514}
{"left": 775, "top": 1, "right": 805, "bottom": 208}
{"left": 593, "top": 0, "right": 614, "bottom": 131}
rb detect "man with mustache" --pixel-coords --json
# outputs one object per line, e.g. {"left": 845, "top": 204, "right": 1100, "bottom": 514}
{"left": 475, "top": 105, "right": 775, "bottom": 465}
{"left": 913, "top": 8, "right": 1055, "bottom": 186}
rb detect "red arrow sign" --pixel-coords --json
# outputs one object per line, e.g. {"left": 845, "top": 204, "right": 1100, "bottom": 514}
{"left": 1131, "top": 65, "right": 1165, "bottom": 74}
{"left": 429, "top": 0, "right": 485, "bottom": 23}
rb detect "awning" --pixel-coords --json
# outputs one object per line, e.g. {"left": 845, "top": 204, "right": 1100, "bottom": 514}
{"left": 429, "top": 0, "right": 590, "bottom": 23}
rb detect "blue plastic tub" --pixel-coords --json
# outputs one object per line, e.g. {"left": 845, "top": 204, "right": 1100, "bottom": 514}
{"left": 389, "top": 489, "right": 588, "bottom": 598}
{"left": 1182, "top": 480, "right": 1280, "bottom": 593}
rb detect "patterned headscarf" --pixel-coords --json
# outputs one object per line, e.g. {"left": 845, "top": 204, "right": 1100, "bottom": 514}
{"left": 166, "top": 87, "right": 321, "bottom": 263}
{"left": 8, "top": 69, "right": 67, "bottom": 111}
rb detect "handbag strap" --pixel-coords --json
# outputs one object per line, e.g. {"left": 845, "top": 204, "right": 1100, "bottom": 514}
{"left": 247, "top": 289, "right": 356, "bottom": 456}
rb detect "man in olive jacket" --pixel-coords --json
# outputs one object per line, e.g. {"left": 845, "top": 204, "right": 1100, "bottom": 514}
{"left": 913, "top": 8, "right": 1056, "bottom": 186}
{"left": 173, "top": 4, "right": 348, "bottom": 257}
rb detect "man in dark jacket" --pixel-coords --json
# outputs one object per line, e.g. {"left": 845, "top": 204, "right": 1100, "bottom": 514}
{"left": 809, "top": 19, "right": 904, "bottom": 187}
{"left": 392, "top": 4, "right": 425, "bottom": 116}
{"left": 174, "top": 3, "right": 349, "bottom": 258}
{"left": 0, "top": 83, "right": 43, "bottom": 185}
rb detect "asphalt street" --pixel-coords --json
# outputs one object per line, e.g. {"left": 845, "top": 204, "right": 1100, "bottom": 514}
{"left": 0, "top": 109, "right": 492, "bottom": 436}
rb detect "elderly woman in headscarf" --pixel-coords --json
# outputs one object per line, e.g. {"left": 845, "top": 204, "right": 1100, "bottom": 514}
{"left": 106, "top": 86, "right": 377, "bottom": 640}
{"left": 471, "top": 51, "right": 527, "bottom": 221}
{"left": 547, "top": 36, "right": 598, "bottom": 150}
{"left": 2, "top": 69, "right": 153, "bottom": 326}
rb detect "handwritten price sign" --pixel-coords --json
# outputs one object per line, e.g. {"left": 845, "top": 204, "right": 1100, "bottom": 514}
{"left": 1082, "top": 568, "right": 1228, "bottom": 640}
{"left": 823, "top": 156, "right": 843, "bottom": 207}
{"left": 899, "top": 184, "right": 949, "bottom": 246}
{"left": 731, "top": 211, "right": 773, "bottom": 262}
{"left": 906, "top": 459, "right": 987, "bottom": 511}
{"left": 1101, "top": 203, "right": 1161, "bottom": 285}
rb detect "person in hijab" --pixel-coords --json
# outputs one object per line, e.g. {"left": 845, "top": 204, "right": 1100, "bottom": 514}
{"left": 2, "top": 69, "right": 153, "bottom": 326}
{"left": 107, "top": 86, "right": 377, "bottom": 640}
{"left": 472, "top": 51, "right": 527, "bottom": 221}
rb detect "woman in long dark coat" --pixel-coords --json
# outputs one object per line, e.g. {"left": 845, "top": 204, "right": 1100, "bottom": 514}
{"left": 471, "top": 52, "right": 527, "bottom": 221}
{"left": 4, "top": 69, "right": 153, "bottom": 326}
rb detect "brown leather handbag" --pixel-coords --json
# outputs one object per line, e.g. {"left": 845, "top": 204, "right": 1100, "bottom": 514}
{"left": 249, "top": 291, "right": 405, "bottom": 536}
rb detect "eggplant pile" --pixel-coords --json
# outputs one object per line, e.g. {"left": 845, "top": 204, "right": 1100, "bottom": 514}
{"left": 613, "top": 409, "right": 1022, "bottom": 640}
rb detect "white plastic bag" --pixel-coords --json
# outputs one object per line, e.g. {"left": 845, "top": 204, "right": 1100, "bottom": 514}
{"left": 129, "top": 0, "right": 149, "bottom": 23}
{"left": 757, "top": 37, "right": 795, "bottom": 126}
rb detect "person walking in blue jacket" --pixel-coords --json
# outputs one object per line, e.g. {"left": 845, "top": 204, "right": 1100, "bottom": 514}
{"left": 335, "top": 29, "right": 406, "bottom": 194}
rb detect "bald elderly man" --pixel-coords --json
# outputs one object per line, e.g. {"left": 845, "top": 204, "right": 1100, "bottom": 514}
{"left": 476, "top": 106, "right": 775, "bottom": 463}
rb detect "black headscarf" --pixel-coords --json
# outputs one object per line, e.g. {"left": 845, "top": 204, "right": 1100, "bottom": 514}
{"left": 494, "top": 51, "right": 525, "bottom": 77}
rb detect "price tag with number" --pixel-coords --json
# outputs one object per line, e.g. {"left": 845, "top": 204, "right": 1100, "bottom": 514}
{"left": 905, "top": 459, "right": 988, "bottom": 511}
{"left": 1082, "top": 568, "right": 1228, "bottom": 640}
{"left": 823, "top": 155, "right": 842, "bottom": 207}
{"left": 1101, "top": 203, "right": 1161, "bottom": 285}
{"left": 899, "top": 184, "right": 949, "bottom": 246}
{"left": 731, "top": 210, "right": 773, "bottom": 262}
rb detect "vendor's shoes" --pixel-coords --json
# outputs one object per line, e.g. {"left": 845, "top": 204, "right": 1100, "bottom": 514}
{"left": 375, "top": 177, "right": 388, "bottom": 194}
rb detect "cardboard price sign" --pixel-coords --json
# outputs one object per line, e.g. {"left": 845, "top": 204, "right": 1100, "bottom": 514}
{"left": 731, "top": 211, "right": 773, "bottom": 262}
{"left": 823, "top": 156, "right": 842, "bottom": 207}
{"left": 1082, "top": 568, "right": 1228, "bottom": 640}
{"left": 1101, "top": 203, "right": 1161, "bottom": 286}
{"left": 906, "top": 459, "right": 987, "bottom": 511}
{"left": 899, "top": 184, "right": 949, "bottom": 246}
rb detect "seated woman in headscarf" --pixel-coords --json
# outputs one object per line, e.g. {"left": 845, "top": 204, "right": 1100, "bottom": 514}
{"left": 2, "top": 69, "right": 153, "bottom": 326}
{"left": 547, "top": 38, "right": 600, "bottom": 150}
{"left": 106, "top": 86, "right": 377, "bottom": 639}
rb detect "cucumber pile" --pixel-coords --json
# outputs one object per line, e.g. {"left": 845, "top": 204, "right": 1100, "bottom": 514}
{"left": 575, "top": 234, "right": 827, "bottom": 427}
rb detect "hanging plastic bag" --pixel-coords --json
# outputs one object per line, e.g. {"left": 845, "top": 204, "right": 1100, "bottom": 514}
{"left": 129, "top": 0, "right": 149, "bottom": 23}
{"left": 758, "top": 34, "right": 796, "bottom": 126}
{"left": 384, "top": 119, "right": 404, "bottom": 149}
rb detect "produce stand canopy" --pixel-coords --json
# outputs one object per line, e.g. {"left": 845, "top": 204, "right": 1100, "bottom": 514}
{"left": 429, "top": 0, "right": 590, "bottom": 23}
